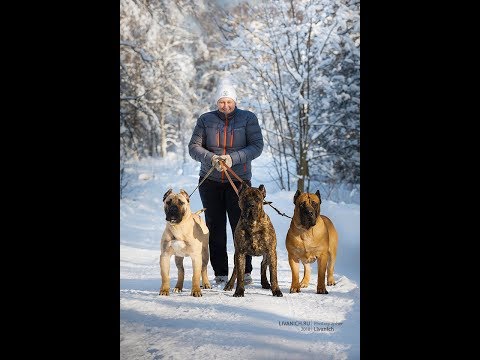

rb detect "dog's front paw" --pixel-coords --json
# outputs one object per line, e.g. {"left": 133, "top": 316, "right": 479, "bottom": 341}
{"left": 191, "top": 289, "right": 203, "bottom": 297}
{"left": 290, "top": 286, "right": 301, "bottom": 293}
{"left": 233, "top": 289, "right": 245, "bottom": 297}
{"left": 327, "top": 278, "right": 336, "bottom": 286}
{"left": 202, "top": 282, "right": 212, "bottom": 289}
{"left": 173, "top": 287, "right": 182, "bottom": 293}
{"left": 300, "top": 281, "right": 309, "bottom": 288}
{"left": 272, "top": 289, "right": 283, "bottom": 297}
{"left": 316, "top": 287, "right": 328, "bottom": 294}
{"left": 159, "top": 288, "right": 170, "bottom": 296}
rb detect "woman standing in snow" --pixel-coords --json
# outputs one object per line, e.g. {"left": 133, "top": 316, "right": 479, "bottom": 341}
{"left": 188, "top": 79, "right": 264, "bottom": 285}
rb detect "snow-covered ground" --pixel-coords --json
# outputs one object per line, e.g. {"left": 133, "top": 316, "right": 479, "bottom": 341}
{"left": 120, "top": 153, "right": 360, "bottom": 359}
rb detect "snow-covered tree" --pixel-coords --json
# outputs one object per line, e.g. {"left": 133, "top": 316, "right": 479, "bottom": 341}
{"left": 120, "top": 0, "right": 360, "bottom": 198}
{"left": 217, "top": 0, "right": 360, "bottom": 191}
{"left": 120, "top": 0, "right": 208, "bottom": 159}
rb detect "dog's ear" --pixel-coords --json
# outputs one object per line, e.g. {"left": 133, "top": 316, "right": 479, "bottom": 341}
{"left": 180, "top": 189, "right": 190, "bottom": 203}
{"left": 163, "top": 189, "right": 173, "bottom": 202}
{"left": 293, "top": 189, "right": 301, "bottom": 204}
{"left": 315, "top": 190, "right": 322, "bottom": 204}
{"left": 259, "top": 184, "right": 266, "bottom": 198}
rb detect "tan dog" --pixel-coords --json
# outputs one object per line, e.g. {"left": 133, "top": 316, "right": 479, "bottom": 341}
{"left": 286, "top": 190, "right": 338, "bottom": 294}
{"left": 159, "top": 189, "right": 211, "bottom": 297}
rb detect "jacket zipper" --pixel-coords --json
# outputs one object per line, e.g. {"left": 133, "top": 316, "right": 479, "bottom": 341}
{"left": 221, "top": 113, "right": 228, "bottom": 182}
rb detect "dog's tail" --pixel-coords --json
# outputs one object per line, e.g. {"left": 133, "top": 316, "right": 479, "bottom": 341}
{"left": 194, "top": 208, "right": 207, "bottom": 215}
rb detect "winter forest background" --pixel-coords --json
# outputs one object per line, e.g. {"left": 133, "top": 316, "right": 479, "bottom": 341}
{"left": 120, "top": 0, "right": 359, "bottom": 199}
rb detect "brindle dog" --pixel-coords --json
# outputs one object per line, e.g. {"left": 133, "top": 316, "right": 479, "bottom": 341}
{"left": 286, "top": 190, "right": 338, "bottom": 294}
{"left": 224, "top": 184, "right": 283, "bottom": 297}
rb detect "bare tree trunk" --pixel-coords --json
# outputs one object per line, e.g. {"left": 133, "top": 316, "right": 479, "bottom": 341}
{"left": 297, "top": 84, "right": 310, "bottom": 192}
{"left": 159, "top": 98, "right": 167, "bottom": 158}
{"left": 148, "top": 128, "right": 154, "bottom": 157}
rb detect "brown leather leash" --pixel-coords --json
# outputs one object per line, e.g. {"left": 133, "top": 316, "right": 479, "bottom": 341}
{"left": 219, "top": 160, "right": 243, "bottom": 196}
{"left": 189, "top": 164, "right": 216, "bottom": 198}
{"left": 218, "top": 160, "right": 292, "bottom": 219}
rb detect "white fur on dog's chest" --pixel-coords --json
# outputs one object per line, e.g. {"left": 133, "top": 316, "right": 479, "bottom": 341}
{"left": 171, "top": 240, "right": 189, "bottom": 257}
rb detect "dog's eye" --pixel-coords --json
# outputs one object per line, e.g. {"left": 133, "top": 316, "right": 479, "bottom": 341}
{"left": 311, "top": 201, "right": 317, "bottom": 207}
{"left": 178, "top": 200, "right": 184, "bottom": 206}
{"left": 166, "top": 200, "right": 171, "bottom": 205}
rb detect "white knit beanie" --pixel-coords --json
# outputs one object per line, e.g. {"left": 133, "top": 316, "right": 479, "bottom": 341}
{"left": 214, "top": 82, "right": 237, "bottom": 104}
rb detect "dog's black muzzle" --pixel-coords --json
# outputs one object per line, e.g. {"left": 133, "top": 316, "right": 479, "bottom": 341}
{"left": 299, "top": 205, "right": 316, "bottom": 228}
{"left": 166, "top": 205, "right": 182, "bottom": 223}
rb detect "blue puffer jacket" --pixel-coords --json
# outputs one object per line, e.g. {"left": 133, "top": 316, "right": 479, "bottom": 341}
{"left": 188, "top": 107, "right": 264, "bottom": 182}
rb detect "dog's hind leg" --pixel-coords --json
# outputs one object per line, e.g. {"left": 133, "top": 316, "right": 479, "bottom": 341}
{"left": 300, "top": 263, "right": 311, "bottom": 288}
{"left": 224, "top": 263, "right": 236, "bottom": 291}
{"left": 173, "top": 256, "right": 184, "bottom": 292}
{"left": 327, "top": 251, "right": 336, "bottom": 286}
{"left": 201, "top": 244, "right": 211, "bottom": 289}
{"left": 261, "top": 255, "right": 271, "bottom": 289}
{"left": 325, "top": 216, "right": 338, "bottom": 286}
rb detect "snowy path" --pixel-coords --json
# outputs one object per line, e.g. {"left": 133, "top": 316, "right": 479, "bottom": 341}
{"left": 120, "top": 244, "right": 359, "bottom": 360}
{"left": 120, "top": 156, "right": 360, "bottom": 359}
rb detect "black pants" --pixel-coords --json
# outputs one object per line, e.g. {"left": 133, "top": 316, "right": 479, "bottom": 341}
{"left": 199, "top": 178, "right": 252, "bottom": 277}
